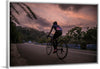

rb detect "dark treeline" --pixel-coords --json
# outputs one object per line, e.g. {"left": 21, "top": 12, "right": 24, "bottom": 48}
{"left": 64, "top": 26, "right": 97, "bottom": 49}
{"left": 65, "top": 27, "right": 97, "bottom": 44}
{"left": 10, "top": 21, "right": 47, "bottom": 43}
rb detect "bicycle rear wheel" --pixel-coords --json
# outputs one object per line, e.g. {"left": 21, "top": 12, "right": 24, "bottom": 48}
{"left": 46, "top": 42, "right": 52, "bottom": 55}
{"left": 56, "top": 41, "right": 68, "bottom": 60}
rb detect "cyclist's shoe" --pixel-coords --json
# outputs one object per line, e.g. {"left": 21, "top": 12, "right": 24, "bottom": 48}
{"left": 53, "top": 49, "right": 57, "bottom": 53}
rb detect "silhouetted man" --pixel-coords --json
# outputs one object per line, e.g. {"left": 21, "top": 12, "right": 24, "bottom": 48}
{"left": 47, "top": 21, "right": 62, "bottom": 53}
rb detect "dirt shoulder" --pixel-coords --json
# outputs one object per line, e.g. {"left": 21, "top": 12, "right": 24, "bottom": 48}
{"left": 10, "top": 44, "right": 28, "bottom": 66}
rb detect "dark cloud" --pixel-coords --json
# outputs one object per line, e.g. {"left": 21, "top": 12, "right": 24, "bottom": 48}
{"left": 35, "top": 15, "right": 51, "bottom": 27}
{"left": 58, "top": 4, "right": 97, "bottom": 12}
{"left": 58, "top": 4, "right": 83, "bottom": 12}
{"left": 24, "top": 13, "right": 51, "bottom": 27}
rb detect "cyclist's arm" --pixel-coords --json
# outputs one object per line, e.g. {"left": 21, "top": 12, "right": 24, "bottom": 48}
{"left": 48, "top": 26, "right": 53, "bottom": 36}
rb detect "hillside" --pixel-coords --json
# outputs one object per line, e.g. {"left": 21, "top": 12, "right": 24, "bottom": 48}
{"left": 10, "top": 21, "right": 47, "bottom": 43}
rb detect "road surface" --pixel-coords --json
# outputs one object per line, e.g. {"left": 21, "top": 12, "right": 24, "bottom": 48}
{"left": 16, "top": 43, "right": 97, "bottom": 65}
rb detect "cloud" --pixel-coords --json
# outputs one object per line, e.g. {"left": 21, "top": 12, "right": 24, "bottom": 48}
{"left": 20, "top": 14, "right": 51, "bottom": 30}
{"left": 58, "top": 4, "right": 84, "bottom": 12}
{"left": 58, "top": 4, "right": 97, "bottom": 12}
{"left": 35, "top": 15, "right": 51, "bottom": 27}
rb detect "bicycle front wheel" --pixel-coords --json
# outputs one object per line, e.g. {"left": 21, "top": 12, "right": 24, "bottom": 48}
{"left": 46, "top": 42, "right": 52, "bottom": 55}
{"left": 56, "top": 41, "right": 68, "bottom": 60}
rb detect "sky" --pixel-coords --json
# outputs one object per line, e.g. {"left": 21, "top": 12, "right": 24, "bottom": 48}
{"left": 11, "top": 3, "right": 97, "bottom": 35}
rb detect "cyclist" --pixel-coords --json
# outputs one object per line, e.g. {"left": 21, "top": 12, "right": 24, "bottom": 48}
{"left": 47, "top": 21, "right": 62, "bottom": 53}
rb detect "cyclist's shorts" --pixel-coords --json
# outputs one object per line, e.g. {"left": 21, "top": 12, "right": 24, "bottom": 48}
{"left": 53, "top": 30, "right": 62, "bottom": 39}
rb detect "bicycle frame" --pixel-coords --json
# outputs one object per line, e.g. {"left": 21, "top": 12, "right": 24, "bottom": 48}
{"left": 46, "top": 36, "right": 68, "bottom": 60}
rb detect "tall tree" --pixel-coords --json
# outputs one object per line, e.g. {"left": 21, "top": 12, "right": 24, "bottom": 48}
{"left": 10, "top": 3, "right": 37, "bottom": 24}
{"left": 65, "top": 27, "right": 82, "bottom": 44}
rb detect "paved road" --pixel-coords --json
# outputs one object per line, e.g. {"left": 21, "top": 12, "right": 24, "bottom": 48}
{"left": 16, "top": 43, "right": 97, "bottom": 65}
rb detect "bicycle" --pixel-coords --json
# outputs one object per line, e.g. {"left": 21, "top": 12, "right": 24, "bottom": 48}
{"left": 46, "top": 36, "right": 68, "bottom": 60}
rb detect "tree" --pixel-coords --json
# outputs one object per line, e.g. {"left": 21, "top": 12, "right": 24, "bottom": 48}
{"left": 10, "top": 3, "right": 37, "bottom": 25}
{"left": 64, "top": 26, "right": 97, "bottom": 49}
{"left": 10, "top": 21, "right": 23, "bottom": 43}
{"left": 65, "top": 27, "right": 82, "bottom": 44}
{"left": 83, "top": 27, "right": 97, "bottom": 44}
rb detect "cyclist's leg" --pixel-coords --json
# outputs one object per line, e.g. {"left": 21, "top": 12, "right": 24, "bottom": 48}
{"left": 52, "top": 32, "right": 58, "bottom": 53}
{"left": 53, "top": 31, "right": 62, "bottom": 51}
{"left": 53, "top": 33, "right": 57, "bottom": 50}
{"left": 55, "top": 31, "right": 62, "bottom": 47}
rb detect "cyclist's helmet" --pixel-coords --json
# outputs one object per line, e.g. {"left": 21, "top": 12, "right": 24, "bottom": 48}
{"left": 53, "top": 21, "right": 57, "bottom": 25}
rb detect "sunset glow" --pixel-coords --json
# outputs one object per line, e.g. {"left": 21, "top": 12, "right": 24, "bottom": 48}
{"left": 11, "top": 3, "right": 97, "bottom": 35}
